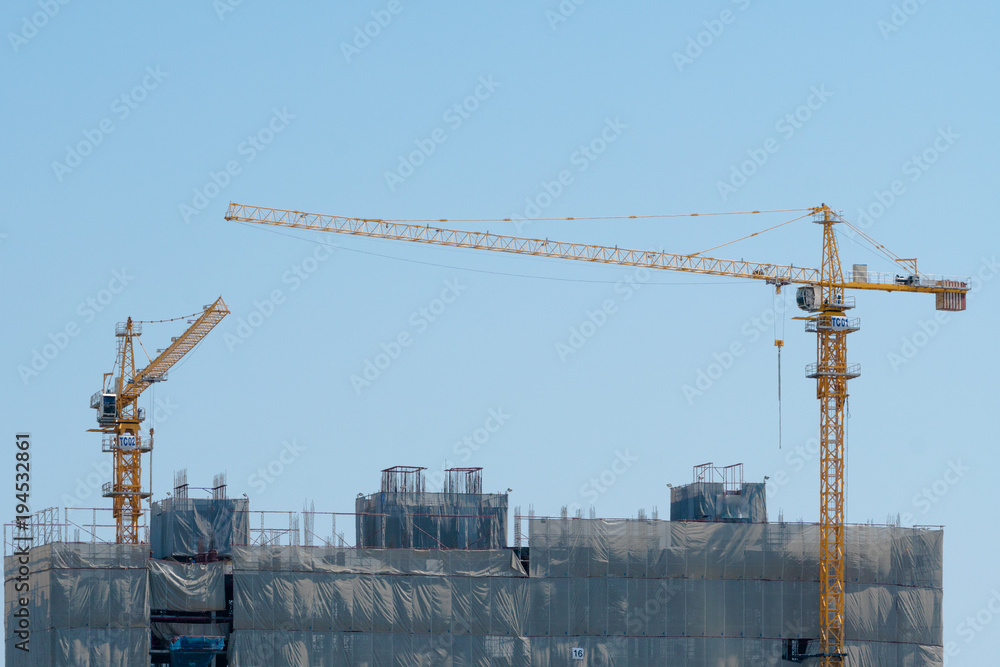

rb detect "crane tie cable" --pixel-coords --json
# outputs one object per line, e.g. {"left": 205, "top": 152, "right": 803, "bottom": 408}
{"left": 386, "top": 208, "right": 813, "bottom": 223}
{"left": 688, "top": 212, "right": 812, "bottom": 257}
{"left": 136, "top": 309, "right": 204, "bottom": 324}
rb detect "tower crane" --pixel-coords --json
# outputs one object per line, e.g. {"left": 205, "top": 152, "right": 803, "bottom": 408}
{"left": 226, "top": 202, "right": 967, "bottom": 664}
{"left": 89, "top": 297, "right": 230, "bottom": 544}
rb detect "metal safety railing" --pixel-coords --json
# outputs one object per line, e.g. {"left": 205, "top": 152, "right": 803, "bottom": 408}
{"left": 3, "top": 507, "right": 147, "bottom": 555}
{"left": 805, "top": 362, "right": 861, "bottom": 379}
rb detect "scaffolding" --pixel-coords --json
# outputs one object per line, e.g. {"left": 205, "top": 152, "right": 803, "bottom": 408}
{"left": 4, "top": 517, "right": 944, "bottom": 666}
{"left": 3, "top": 466, "right": 945, "bottom": 666}
{"left": 673, "top": 463, "right": 766, "bottom": 523}
{"left": 445, "top": 467, "right": 484, "bottom": 495}
{"left": 358, "top": 466, "right": 508, "bottom": 550}
{"left": 692, "top": 461, "right": 744, "bottom": 494}
{"left": 380, "top": 465, "right": 425, "bottom": 494}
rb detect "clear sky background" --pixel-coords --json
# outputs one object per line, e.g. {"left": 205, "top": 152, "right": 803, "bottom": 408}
{"left": 2, "top": 1, "right": 998, "bottom": 662}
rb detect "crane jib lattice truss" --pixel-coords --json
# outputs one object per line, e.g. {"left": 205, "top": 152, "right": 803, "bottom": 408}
{"left": 90, "top": 297, "right": 229, "bottom": 545}
{"left": 227, "top": 202, "right": 967, "bottom": 664}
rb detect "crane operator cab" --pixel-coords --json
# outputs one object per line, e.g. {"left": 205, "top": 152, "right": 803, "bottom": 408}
{"left": 91, "top": 392, "right": 117, "bottom": 426}
{"left": 796, "top": 285, "right": 848, "bottom": 312}
{"left": 796, "top": 286, "right": 823, "bottom": 312}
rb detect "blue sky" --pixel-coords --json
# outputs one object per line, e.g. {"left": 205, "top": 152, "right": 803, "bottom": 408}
{"left": 3, "top": 1, "right": 998, "bottom": 661}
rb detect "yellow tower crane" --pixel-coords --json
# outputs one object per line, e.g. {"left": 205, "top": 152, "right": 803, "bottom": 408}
{"left": 226, "top": 202, "right": 967, "bottom": 664}
{"left": 90, "top": 297, "right": 230, "bottom": 544}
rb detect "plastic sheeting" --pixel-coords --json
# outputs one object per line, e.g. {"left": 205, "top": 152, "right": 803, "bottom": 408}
{"left": 2, "top": 520, "right": 943, "bottom": 666}
{"left": 150, "top": 496, "right": 249, "bottom": 559}
{"left": 226, "top": 522, "right": 942, "bottom": 665}
{"left": 231, "top": 547, "right": 528, "bottom": 635}
{"left": 148, "top": 558, "right": 229, "bottom": 649}
{"left": 356, "top": 492, "right": 508, "bottom": 549}
{"left": 3, "top": 543, "right": 149, "bottom": 667}
{"left": 232, "top": 572, "right": 534, "bottom": 634}
{"left": 232, "top": 545, "right": 525, "bottom": 577}
{"left": 226, "top": 633, "right": 943, "bottom": 666}
{"left": 529, "top": 520, "right": 942, "bottom": 653}
{"left": 149, "top": 559, "right": 227, "bottom": 612}
{"left": 229, "top": 546, "right": 529, "bottom": 664}
{"left": 528, "top": 519, "right": 941, "bottom": 587}
{"left": 670, "top": 482, "right": 767, "bottom": 522}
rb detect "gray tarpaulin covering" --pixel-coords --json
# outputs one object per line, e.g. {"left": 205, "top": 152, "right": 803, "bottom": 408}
{"left": 3, "top": 542, "right": 148, "bottom": 667}
{"left": 224, "top": 633, "right": 927, "bottom": 664}
{"left": 3, "top": 520, "right": 943, "bottom": 665}
{"left": 670, "top": 481, "right": 768, "bottom": 522}
{"left": 149, "top": 559, "right": 227, "bottom": 611}
{"left": 148, "top": 557, "right": 230, "bottom": 647}
{"left": 226, "top": 521, "right": 942, "bottom": 666}
{"left": 356, "top": 492, "right": 508, "bottom": 549}
{"left": 229, "top": 546, "right": 529, "bottom": 664}
{"left": 150, "top": 496, "right": 249, "bottom": 559}
{"left": 231, "top": 545, "right": 525, "bottom": 577}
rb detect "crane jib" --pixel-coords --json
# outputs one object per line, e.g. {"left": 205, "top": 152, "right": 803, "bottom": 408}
{"left": 226, "top": 203, "right": 968, "bottom": 300}
{"left": 228, "top": 201, "right": 966, "bottom": 664}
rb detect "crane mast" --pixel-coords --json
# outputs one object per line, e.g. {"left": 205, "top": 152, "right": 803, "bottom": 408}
{"left": 91, "top": 297, "right": 229, "bottom": 544}
{"left": 104, "top": 317, "right": 150, "bottom": 546}
{"left": 228, "top": 202, "right": 967, "bottom": 663}
{"left": 813, "top": 208, "right": 855, "bottom": 663}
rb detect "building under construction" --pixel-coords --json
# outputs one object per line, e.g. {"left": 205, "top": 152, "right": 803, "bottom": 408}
{"left": 23, "top": 204, "right": 955, "bottom": 665}
{"left": 4, "top": 464, "right": 943, "bottom": 666}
